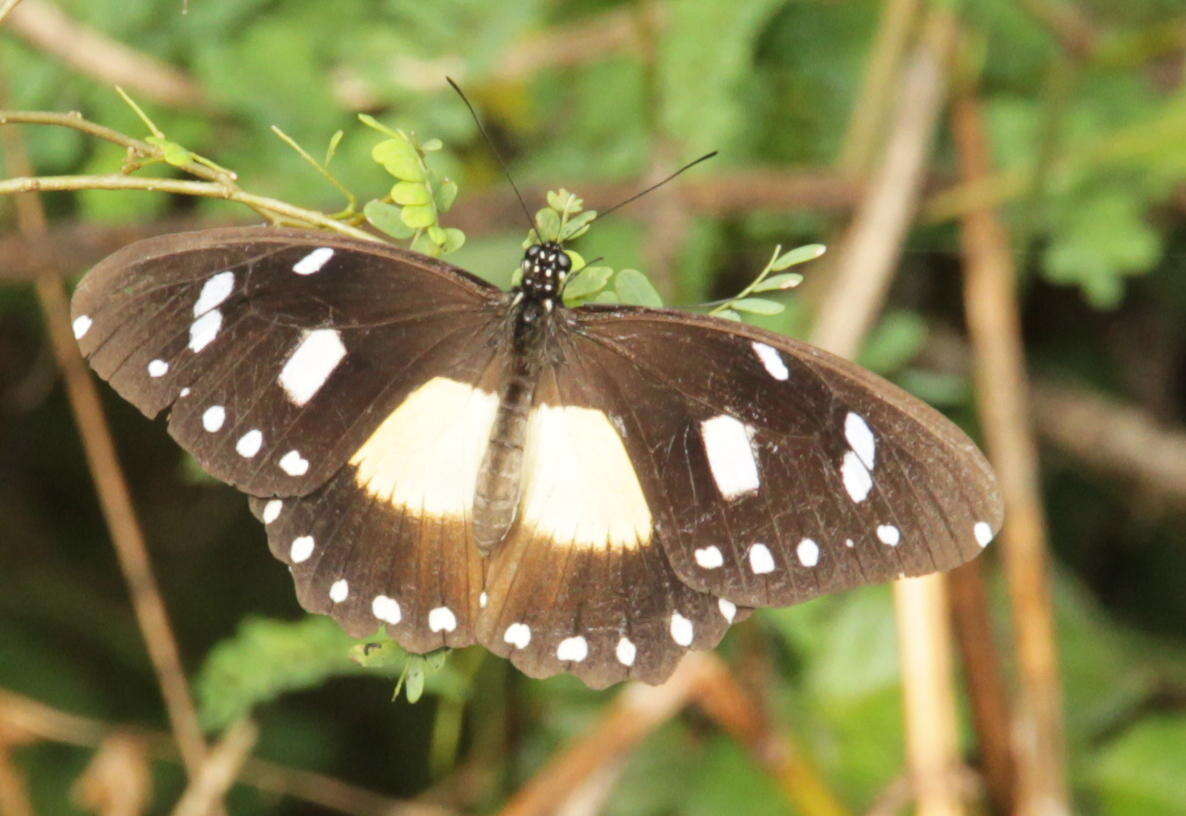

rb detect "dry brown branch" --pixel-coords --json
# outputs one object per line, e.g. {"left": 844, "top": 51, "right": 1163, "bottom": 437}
{"left": 837, "top": 0, "right": 922, "bottom": 176}
{"left": 0, "top": 0, "right": 25, "bottom": 26}
{"left": 71, "top": 734, "right": 153, "bottom": 816}
{"left": 947, "top": 563, "right": 1016, "bottom": 814}
{"left": 0, "top": 689, "right": 440, "bottom": 816}
{"left": 170, "top": 720, "right": 258, "bottom": 816}
{"left": 498, "top": 653, "right": 848, "bottom": 816}
{"left": 6, "top": 0, "right": 210, "bottom": 110}
{"left": 1031, "top": 381, "right": 1186, "bottom": 506}
{"left": 952, "top": 92, "right": 1071, "bottom": 815}
{"left": 1, "top": 94, "right": 213, "bottom": 783}
{"left": 807, "top": 7, "right": 966, "bottom": 815}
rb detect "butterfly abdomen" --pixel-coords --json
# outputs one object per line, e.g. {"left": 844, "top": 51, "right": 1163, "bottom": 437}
{"left": 473, "top": 304, "right": 547, "bottom": 554}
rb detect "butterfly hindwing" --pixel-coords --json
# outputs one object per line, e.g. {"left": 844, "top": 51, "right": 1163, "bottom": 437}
{"left": 71, "top": 227, "right": 506, "bottom": 496}
{"left": 568, "top": 306, "right": 1002, "bottom": 610}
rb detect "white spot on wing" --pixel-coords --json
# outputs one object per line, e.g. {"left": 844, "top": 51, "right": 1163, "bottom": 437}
{"left": 694, "top": 546, "right": 724, "bottom": 569}
{"left": 278, "top": 329, "right": 347, "bottom": 406}
{"left": 751, "top": 341, "right": 789, "bottom": 380}
{"left": 329, "top": 579, "right": 348, "bottom": 603}
{"left": 188, "top": 309, "right": 222, "bottom": 353}
{"left": 147, "top": 359, "right": 169, "bottom": 378}
{"left": 797, "top": 538, "right": 820, "bottom": 567}
{"left": 701, "top": 414, "right": 760, "bottom": 499}
{"left": 279, "top": 450, "right": 309, "bottom": 476}
{"left": 718, "top": 598, "right": 737, "bottom": 622}
{"left": 262, "top": 500, "right": 282, "bottom": 524}
{"left": 845, "top": 412, "right": 876, "bottom": 470}
{"left": 479, "top": 592, "right": 488, "bottom": 608}
{"left": 877, "top": 524, "right": 901, "bottom": 546}
{"left": 193, "top": 271, "right": 234, "bottom": 316}
{"left": 202, "top": 405, "right": 226, "bottom": 432}
{"left": 670, "top": 612, "right": 694, "bottom": 646}
{"left": 616, "top": 637, "right": 636, "bottom": 666}
{"left": 749, "top": 543, "right": 775, "bottom": 574}
{"left": 179, "top": 388, "right": 191, "bottom": 397}
{"left": 556, "top": 636, "right": 588, "bottom": 663}
{"left": 372, "top": 595, "right": 401, "bottom": 624}
{"left": 841, "top": 451, "right": 873, "bottom": 503}
{"left": 236, "top": 429, "right": 263, "bottom": 458}
{"left": 974, "top": 521, "right": 993, "bottom": 547}
{"left": 290, "top": 535, "right": 314, "bottom": 563}
{"left": 504, "top": 623, "right": 531, "bottom": 649}
{"left": 72, "top": 315, "right": 92, "bottom": 339}
{"left": 845, "top": 538, "right": 855, "bottom": 548}
{"left": 293, "top": 247, "right": 334, "bottom": 275}
{"left": 428, "top": 606, "right": 457, "bottom": 633}
{"left": 520, "top": 403, "right": 652, "bottom": 549}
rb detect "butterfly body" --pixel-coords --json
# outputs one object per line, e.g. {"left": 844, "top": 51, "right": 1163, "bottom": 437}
{"left": 72, "top": 226, "right": 1002, "bottom": 688}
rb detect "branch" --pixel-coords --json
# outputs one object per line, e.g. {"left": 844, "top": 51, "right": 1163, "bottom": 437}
{"left": 952, "top": 90, "right": 1071, "bottom": 814}
{"left": 0, "top": 0, "right": 24, "bottom": 26}
{"left": 0, "top": 688, "right": 444, "bottom": 816}
{"left": 170, "top": 721, "right": 258, "bottom": 816}
{"left": 5, "top": 0, "right": 210, "bottom": 110}
{"left": 0, "top": 87, "right": 214, "bottom": 784}
{"left": 808, "top": 8, "right": 967, "bottom": 816}
{"left": 1031, "top": 381, "right": 1186, "bottom": 506}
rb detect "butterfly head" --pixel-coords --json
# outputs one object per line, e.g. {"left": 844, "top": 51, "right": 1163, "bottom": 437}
{"left": 519, "top": 241, "right": 571, "bottom": 305}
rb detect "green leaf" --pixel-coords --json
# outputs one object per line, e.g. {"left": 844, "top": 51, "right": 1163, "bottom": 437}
{"left": 364, "top": 200, "right": 414, "bottom": 239}
{"left": 565, "top": 250, "right": 585, "bottom": 271}
{"left": 614, "top": 269, "right": 663, "bottom": 308}
{"left": 770, "top": 243, "right": 826, "bottom": 270}
{"left": 390, "top": 180, "right": 431, "bottom": 205}
{"left": 427, "top": 225, "right": 447, "bottom": 245}
{"left": 752, "top": 272, "right": 804, "bottom": 292}
{"left": 372, "top": 137, "right": 423, "bottom": 181}
{"left": 411, "top": 231, "right": 441, "bottom": 257}
{"left": 145, "top": 135, "right": 194, "bottom": 167}
{"left": 400, "top": 203, "right": 437, "bottom": 229}
{"left": 195, "top": 616, "right": 378, "bottom": 729}
{"left": 350, "top": 639, "right": 406, "bottom": 669}
{"left": 535, "top": 208, "right": 561, "bottom": 242}
{"left": 357, "top": 113, "right": 400, "bottom": 139}
{"left": 1091, "top": 715, "right": 1186, "bottom": 814}
{"left": 420, "top": 137, "right": 443, "bottom": 152}
{"left": 559, "top": 210, "right": 597, "bottom": 242}
{"left": 435, "top": 179, "right": 459, "bottom": 213}
{"left": 716, "top": 309, "right": 742, "bottom": 321}
{"left": 547, "top": 188, "right": 583, "bottom": 213}
{"left": 563, "top": 266, "right": 613, "bottom": 303}
{"left": 731, "top": 297, "right": 784, "bottom": 315}
{"left": 404, "top": 662, "right": 426, "bottom": 703}
{"left": 440, "top": 227, "right": 466, "bottom": 254}
{"left": 594, "top": 290, "right": 620, "bottom": 304}
{"left": 324, "top": 130, "right": 344, "bottom": 165}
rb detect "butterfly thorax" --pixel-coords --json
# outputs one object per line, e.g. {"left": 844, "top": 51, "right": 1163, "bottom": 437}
{"left": 472, "top": 244, "right": 571, "bottom": 554}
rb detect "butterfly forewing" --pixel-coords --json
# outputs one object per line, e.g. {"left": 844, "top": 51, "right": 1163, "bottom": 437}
{"left": 72, "top": 227, "right": 506, "bottom": 495}
{"left": 570, "top": 306, "right": 1002, "bottom": 609}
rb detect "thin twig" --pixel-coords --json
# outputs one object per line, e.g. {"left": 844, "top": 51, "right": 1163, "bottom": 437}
{"left": 1031, "top": 381, "right": 1186, "bottom": 506}
{"left": 0, "top": 689, "right": 442, "bottom": 816}
{"left": 952, "top": 92, "right": 1071, "bottom": 815}
{"left": 807, "top": 7, "right": 966, "bottom": 816}
{"left": 0, "top": 88, "right": 213, "bottom": 783}
{"left": 0, "top": 174, "right": 378, "bottom": 241}
{"left": 5, "top": 0, "right": 210, "bottom": 110}
{"left": 837, "top": 0, "right": 922, "bottom": 176}
{"left": 0, "top": 0, "right": 24, "bottom": 26}
{"left": 170, "top": 720, "right": 259, "bottom": 816}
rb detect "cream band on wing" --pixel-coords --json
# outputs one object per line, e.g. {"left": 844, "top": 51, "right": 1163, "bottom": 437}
{"left": 350, "top": 376, "right": 652, "bottom": 551}
{"left": 350, "top": 376, "right": 500, "bottom": 517}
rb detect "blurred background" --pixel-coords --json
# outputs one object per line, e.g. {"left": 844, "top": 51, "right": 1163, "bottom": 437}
{"left": 2, "top": 0, "right": 1185, "bottom": 814}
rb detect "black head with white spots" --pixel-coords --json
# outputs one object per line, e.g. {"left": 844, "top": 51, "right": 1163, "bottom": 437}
{"left": 519, "top": 241, "right": 571, "bottom": 305}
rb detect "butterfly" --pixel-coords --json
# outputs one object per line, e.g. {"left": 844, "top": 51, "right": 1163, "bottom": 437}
{"left": 70, "top": 225, "right": 1002, "bottom": 688}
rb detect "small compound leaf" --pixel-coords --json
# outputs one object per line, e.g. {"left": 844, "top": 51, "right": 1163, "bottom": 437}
{"left": 440, "top": 227, "right": 465, "bottom": 254}
{"left": 559, "top": 210, "right": 597, "bottom": 242}
{"left": 752, "top": 272, "right": 804, "bottom": 292}
{"left": 534, "top": 209, "right": 561, "bottom": 242}
{"left": 364, "top": 200, "right": 415, "bottom": 239}
{"left": 391, "top": 181, "right": 431, "bottom": 205}
{"left": 563, "top": 266, "right": 613, "bottom": 304}
{"left": 771, "top": 244, "right": 826, "bottom": 271}
{"left": 614, "top": 269, "right": 663, "bottom": 308}
{"left": 372, "top": 137, "right": 423, "bottom": 181}
{"left": 731, "top": 297, "right": 784, "bottom": 316}
{"left": 400, "top": 203, "right": 436, "bottom": 229}
{"left": 435, "top": 179, "right": 459, "bottom": 213}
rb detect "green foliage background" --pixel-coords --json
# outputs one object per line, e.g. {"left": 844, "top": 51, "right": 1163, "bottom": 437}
{"left": 2, "top": 0, "right": 1186, "bottom": 813}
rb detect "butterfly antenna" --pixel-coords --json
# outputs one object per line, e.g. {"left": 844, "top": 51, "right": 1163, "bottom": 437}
{"left": 594, "top": 151, "right": 718, "bottom": 222}
{"left": 446, "top": 77, "right": 537, "bottom": 238}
